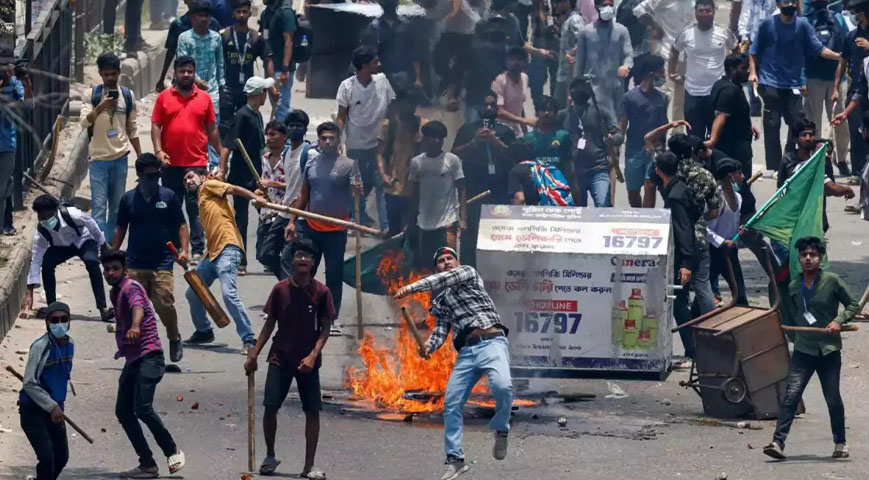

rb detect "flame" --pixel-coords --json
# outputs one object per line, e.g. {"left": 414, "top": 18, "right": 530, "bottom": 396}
{"left": 346, "top": 249, "right": 488, "bottom": 412}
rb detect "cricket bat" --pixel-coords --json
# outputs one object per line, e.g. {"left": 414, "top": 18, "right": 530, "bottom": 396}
{"left": 167, "top": 242, "right": 231, "bottom": 328}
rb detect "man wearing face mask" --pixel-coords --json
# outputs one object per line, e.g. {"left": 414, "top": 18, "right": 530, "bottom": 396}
{"left": 22, "top": 195, "right": 112, "bottom": 322}
{"left": 573, "top": 0, "right": 634, "bottom": 120}
{"left": 19, "top": 301, "right": 74, "bottom": 480}
{"left": 112, "top": 153, "right": 190, "bottom": 363}
{"left": 453, "top": 91, "right": 516, "bottom": 265}
{"left": 832, "top": 0, "right": 869, "bottom": 181}
{"left": 749, "top": 0, "right": 841, "bottom": 172}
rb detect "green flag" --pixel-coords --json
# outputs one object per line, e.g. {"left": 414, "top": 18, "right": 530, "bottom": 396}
{"left": 742, "top": 145, "right": 827, "bottom": 280}
{"left": 342, "top": 229, "right": 423, "bottom": 295}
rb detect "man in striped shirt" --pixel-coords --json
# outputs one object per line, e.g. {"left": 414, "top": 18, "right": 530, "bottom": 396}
{"left": 102, "top": 248, "right": 186, "bottom": 478}
{"left": 394, "top": 247, "right": 512, "bottom": 480}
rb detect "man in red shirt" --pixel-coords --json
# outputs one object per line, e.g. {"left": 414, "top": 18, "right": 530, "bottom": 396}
{"left": 244, "top": 239, "right": 333, "bottom": 478}
{"left": 151, "top": 55, "right": 224, "bottom": 262}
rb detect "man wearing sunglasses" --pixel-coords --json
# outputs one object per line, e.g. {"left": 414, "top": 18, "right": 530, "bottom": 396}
{"left": 19, "top": 302, "right": 74, "bottom": 480}
{"left": 112, "top": 153, "right": 191, "bottom": 363}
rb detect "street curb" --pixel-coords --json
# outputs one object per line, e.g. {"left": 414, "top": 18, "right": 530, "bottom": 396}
{"left": 121, "top": 48, "right": 168, "bottom": 100}
{"left": 0, "top": 127, "right": 89, "bottom": 340}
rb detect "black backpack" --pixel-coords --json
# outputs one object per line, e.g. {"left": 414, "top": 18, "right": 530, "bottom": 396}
{"left": 273, "top": 5, "right": 312, "bottom": 64}
{"left": 37, "top": 205, "right": 82, "bottom": 246}
{"left": 88, "top": 85, "right": 133, "bottom": 139}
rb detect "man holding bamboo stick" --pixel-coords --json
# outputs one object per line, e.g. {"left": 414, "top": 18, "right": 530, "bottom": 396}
{"left": 395, "top": 247, "right": 512, "bottom": 480}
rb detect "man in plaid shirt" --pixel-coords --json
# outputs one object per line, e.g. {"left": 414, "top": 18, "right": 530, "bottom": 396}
{"left": 395, "top": 247, "right": 512, "bottom": 480}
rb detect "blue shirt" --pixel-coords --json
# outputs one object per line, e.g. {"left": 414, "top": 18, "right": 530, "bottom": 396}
{"left": 750, "top": 15, "right": 825, "bottom": 89}
{"left": 177, "top": 29, "right": 225, "bottom": 108}
{"left": 116, "top": 186, "right": 186, "bottom": 270}
{"left": 0, "top": 77, "right": 25, "bottom": 152}
{"left": 19, "top": 338, "right": 73, "bottom": 411}
{"left": 619, "top": 86, "right": 669, "bottom": 159}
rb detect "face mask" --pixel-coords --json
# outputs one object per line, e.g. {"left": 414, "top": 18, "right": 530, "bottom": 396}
{"left": 780, "top": 5, "right": 797, "bottom": 16}
{"left": 654, "top": 76, "right": 666, "bottom": 87}
{"left": 598, "top": 6, "right": 614, "bottom": 21}
{"left": 49, "top": 322, "right": 69, "bottom": 338}
{"left": 40, "top": 216, "right": 58, "bottom": 230}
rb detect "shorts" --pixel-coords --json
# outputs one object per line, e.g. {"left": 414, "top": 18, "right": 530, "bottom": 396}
{"left": 646, "top": 160, "right": 663, "bottom": 189}
{"left": 263, "top": 363, "right": 322, "bottom": 412}
{"left": 625, "top": 151, "right": 652, "bottom": 191}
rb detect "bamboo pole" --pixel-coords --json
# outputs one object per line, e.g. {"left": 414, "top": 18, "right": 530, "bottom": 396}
{"left": 6, "top": 366, "right": 94, "bottom": 444}
{"left": 259, "top": 202, "right": 382, "bottom": 236}
{"left": 354, "top": 164, "right": 363, "bottom": 339}
{"left": 234, "top": 138, "right": 273, "bottom": 203}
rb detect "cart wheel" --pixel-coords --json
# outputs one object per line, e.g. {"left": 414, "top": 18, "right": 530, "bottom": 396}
{"left": 722, "top": 377, "right": 747, "bottom": 404}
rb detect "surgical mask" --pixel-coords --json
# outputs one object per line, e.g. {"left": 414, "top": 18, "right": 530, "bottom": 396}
{"left": 654, "top": 76, "right": 666, "bottom": 87}
{"left": 780, "top": 5, "right": 797, "bottom": 16}
{"left": 49, "top": 322, "right": 69, "bottom": 338}
{"left": 40, "top": 216, "right": 58, "bottom": 230}
{"left": 598, "top": 6, "right": 614, "bottom": 21}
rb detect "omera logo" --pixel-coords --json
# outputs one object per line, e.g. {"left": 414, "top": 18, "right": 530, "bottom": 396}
{"left": 611, "top": 257, "right": 657, "bottom": 268}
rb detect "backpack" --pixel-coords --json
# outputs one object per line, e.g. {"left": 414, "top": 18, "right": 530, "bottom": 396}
{"left": 809, "top": 10, "right": 844, "bottom": 54}
{"left": 274, "top": 5, "right": 312, "bottom": 64}
{"left": 37, "top": 205, "right": 82, "bottom": 246}
{"left": 88, "top": 85, "right": 133, "bottom": 139}
{"left": 519, "top": 160, "right": 575, "bottom": 206}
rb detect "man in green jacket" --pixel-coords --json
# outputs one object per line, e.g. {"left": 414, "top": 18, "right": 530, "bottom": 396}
{"left": 764, "top": 236, "right": 859, "bottom": 461}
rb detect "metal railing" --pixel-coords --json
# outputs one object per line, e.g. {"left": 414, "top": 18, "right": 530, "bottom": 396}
{"left": 11, "top": 0, "right": 71, "bottom": 209}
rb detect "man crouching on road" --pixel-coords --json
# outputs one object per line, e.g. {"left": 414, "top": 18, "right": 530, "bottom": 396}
{"left": 394, "top": 247, "right": 513, "bottom": 480}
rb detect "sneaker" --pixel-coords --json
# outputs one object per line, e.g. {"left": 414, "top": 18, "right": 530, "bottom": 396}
{"left": 100, "top": 307, "right": 115, "bottom": 323}
{"left": 833, "top": 443, "right": 849, "bottom": 458}
{"left": 149, "top": 20, "right": 170, "bottom": 30}
{"left": 763, "top": 441, "right": 786, "bottom": 460}
{"left": 440, "top": 458, "right": 469, "bottom": 480}
{"left": 119, "top": 465, "right": 159, "bottom": 478}
{"left": 169, "top": 340, "right": 183, "bottom": 362}
{"left": 241, "top": 340, "right": 256, "bottom": 355}
{"left": 493, "top": 431, "right": 508, "bottom": 460}
{"left": 183, "top": 329, "right": 215, "bottom": 345}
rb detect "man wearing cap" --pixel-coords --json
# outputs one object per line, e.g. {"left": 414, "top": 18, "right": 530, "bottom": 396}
{"left": 394, "top": 247, "right": 512, "bottom": 480}
{"left": 19, "top": 302, "right": 74, "bottom": 480}
{"left": 218, "top": 76, "right": 272, "bottom": 274}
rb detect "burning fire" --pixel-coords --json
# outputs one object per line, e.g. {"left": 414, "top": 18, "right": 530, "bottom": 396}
{"left": 346, "top": 250, "right": 488, "bottom": 412}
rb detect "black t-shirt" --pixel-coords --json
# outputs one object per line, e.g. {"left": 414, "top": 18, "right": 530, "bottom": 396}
{"left": 116, "top": 186, "right": 186, "bottom": 270}
{"left": 225, "top": 105, "right": 265, "bottom": 185}
{"left": 508, "top": 161, "right": 540, "bottom": 205}
{"left": 221, "top": 28, "right": 272, "bottom": 94}
{"left": 709, "top": 77, "right": 753, "bottom": 145}
{"left": 264, "top": 278, "right": 335, "bottom": 369}
{"left": 842, "top": 27, "right": 869, "bottom": 94}
{"left": 453, "top": 120, "right": 516, "bottom": 201}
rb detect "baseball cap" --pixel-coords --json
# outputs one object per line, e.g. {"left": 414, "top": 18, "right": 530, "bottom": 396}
{"left": 244, "top": 76, "right": 275, "bottom": 95}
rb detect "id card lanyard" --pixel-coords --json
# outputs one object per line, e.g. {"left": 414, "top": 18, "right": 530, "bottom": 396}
{"left": 235, "top": 30, "right": 249, "bottom": 85}
{"left": 801, "top": 276, "right": 818, "bottom": 325}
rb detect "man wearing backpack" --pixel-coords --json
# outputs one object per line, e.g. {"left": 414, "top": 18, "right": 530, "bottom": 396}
{"left": 80, "top": 52, "right": 141, "bottom": 244}
{"left": 21, "top": 195, "right": 113, "bottom": 322}
{"left": 260, "top": 0, "right": 299, "bottom": 122}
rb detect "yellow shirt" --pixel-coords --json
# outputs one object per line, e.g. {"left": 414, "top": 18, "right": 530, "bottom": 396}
{"left": 80, "top": 86, "right": 139, "bottom": 161}
{"left": 197, "top": 179, "right": 244, "bottom": 260}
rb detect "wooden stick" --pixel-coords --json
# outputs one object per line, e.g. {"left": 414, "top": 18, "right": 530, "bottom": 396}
{"left": 23, "top": 172, "right": 59, "bottom": 199}
{"left": 747, "top": 171, "right": 763, "bottom": 185}
{"left": 37, "top": 114, "right": 64, "bottom": 183}
{"left": 260, "top": 202, "right": 382, "bottom": 236}
{"left": 400, "top": 307, "right": 429, "bottom": 359}
{"left": 234, "top": 138, "right": 273, "bottom": 203}
{"left": 354, "top": 165, "right": 364, "bottom": 340}
{"left": 5, "top": 366, "right": 94, "bottom": 444}
{"left": 247, "top": 372, "right": 255, "bottom": 472}
{"left": 781, "top": 324, "right": 859, "bottom": 334}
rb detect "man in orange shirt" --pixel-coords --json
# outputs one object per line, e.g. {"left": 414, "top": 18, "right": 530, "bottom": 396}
{"left": 181, "top": 168, "right": 265, "bottom": 354}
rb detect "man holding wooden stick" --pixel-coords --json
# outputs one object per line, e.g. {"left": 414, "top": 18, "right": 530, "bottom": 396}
{"left": 18, "top": 301, "right": 75, "bottom": 480}
{"left": 764, "top": 236, "right": 859, "bottom": 461}
{"left": 245, "top": 239, "right": 333, "bottom": 478}
{"left": 395, "top": 247, "right": 512, "bottom": 480}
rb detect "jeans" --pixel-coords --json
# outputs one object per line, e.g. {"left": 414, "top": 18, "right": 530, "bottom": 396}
{"left": 773, "top": 350, "right": 846, "bottom": 448}
{"left": 273, "top": 74, "right": 295, "bottom": 123}
{"left": 161, "top": 166, "right": 205, "bottom": 255}
{"left": 0, "top": 152, "right": 13, "bottom": 229}
{"left": 758, "top": 84, "right": 804, "bottom": 171}
{"left": 805, "top": 78, "right": 849, "bottom": 167}
{"left": 709, "top": 245, "right": 748, "bottom": 305}
{"left": 20, "top": 402, "right": 68, "bottom": 480}
{"left": 185, "top": 245, "right": 255, "bottom": 342}
{"left": 41, "top": 240, "right": 107, "bottom": 310}
{"left": 89, "top": 155, "right": 128, "bottom": 244}
{"left": 384, "top": 193, "right": 412, "bottom": 237}
{"left": 673, "top": 264, "right": 695, "bottom": 358}
{"left": 219, "top": 88, "right": 247, "bottom": 139}
{"left": 124, "top": 0, "right": 144, "bottom": 51}
{"left": 296, "top": 221, "right": 348, "bottom": 314}
{"left": 116, "top": 352, "right": 178, "bottom": 469}
{"left": 103, "top": 0, "right": 118, "bottom": 34}
{"left": 347, "top": 147, "right": 387, "bottom": 229}
{"left": 691, "top": 246, "right": 716, "bottom": 316}
{"left": 432, "top": 32, "right": 473, "bottom": 96}
{"left": 575, "top": 170, "right": 611, "bottom": 207}
{"left": 846, "top": 91, "right": 868, "bottom": 175}
{"left": 528, "top": 55, "right": 558, "bottom": 106}
{"left": 149, "top": 0, "right": 166, "bottom": 23}
{"left": 672, "top": 248, "right": 714, "bottom": 359}
{"left": 443, "top": 336, "right": 513, "bottom": 460}
{"left": 127, "top": 269, "right": 180, "bottom": 341}
{"left": 256, "top": 216, "right": 289, "bottom": 279}
{"left": 684, "top": 93, "right": 712, "bottom": 140}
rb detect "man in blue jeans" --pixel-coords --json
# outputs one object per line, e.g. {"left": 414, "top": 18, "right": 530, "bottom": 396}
{"left": 260, "top": 0, "right": 297, "bottom": 122}
{"left": 181, "top": 168, "right": 266, "bottom": 354}
{"left": 80, "top": 52, "right": 141, "bottom": 244}
{"left": 395, "top": 247, "right": 512, "bottom": 480}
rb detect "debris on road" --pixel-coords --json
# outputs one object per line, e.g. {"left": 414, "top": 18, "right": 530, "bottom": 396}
{"left": 605, "top": 382, "right": 628, "bottom": 399}
{"left": 557, "top": 417, "right": 568, "bottom": 427}
{"left": 177, "top": 395, "right": 183, "bottom": 402}
{"left": 191, "top": 402, "right": 199, "bottom": 410}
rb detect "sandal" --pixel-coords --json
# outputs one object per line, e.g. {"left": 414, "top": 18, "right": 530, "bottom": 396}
{"left": 239, "top": 266, "right": 247, "bottom": 276}
{"left": 302, "top": 469, "right": 326, "bottom": 480}
{"left": 120, "top": 466, "right": 159, "bottom": 478}
{"left": 168, "top": 450, "right": 186, "bottom": 474}
{"left": 844, "top": 205, "right": 861, "bottom": 214}
{"left": 259, "top": 456, "right": 281, "bottom": 475}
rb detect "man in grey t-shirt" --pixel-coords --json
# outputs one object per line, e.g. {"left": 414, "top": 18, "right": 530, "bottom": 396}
{"left": 286, "top": 122, "right": 359, "bottom": 315}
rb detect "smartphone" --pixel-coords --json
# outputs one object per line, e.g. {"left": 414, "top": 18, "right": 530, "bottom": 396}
{"left": 482, "top": 118, "right": 495, "bottom": 130}
{"left": 107, "top": 90, "right": 119, "bottom": 99}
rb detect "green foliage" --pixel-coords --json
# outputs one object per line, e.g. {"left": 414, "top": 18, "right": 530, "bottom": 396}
{"left": 84, "top": 32, "right": 124, "bottom": 62}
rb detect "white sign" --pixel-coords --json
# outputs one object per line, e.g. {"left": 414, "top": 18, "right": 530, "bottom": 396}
{"left": 477, "top": 205, "right": 674, "bottom": 374}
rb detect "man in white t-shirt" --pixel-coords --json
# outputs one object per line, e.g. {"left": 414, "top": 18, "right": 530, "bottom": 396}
{"left": 408, "top": 121, "right": 467, "bottom": 269}
{"left": 670, "top": 0, "right": 738, "bottom": 139}
{"left": 336, "top": 45, "right": 396, "bottom": 231}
